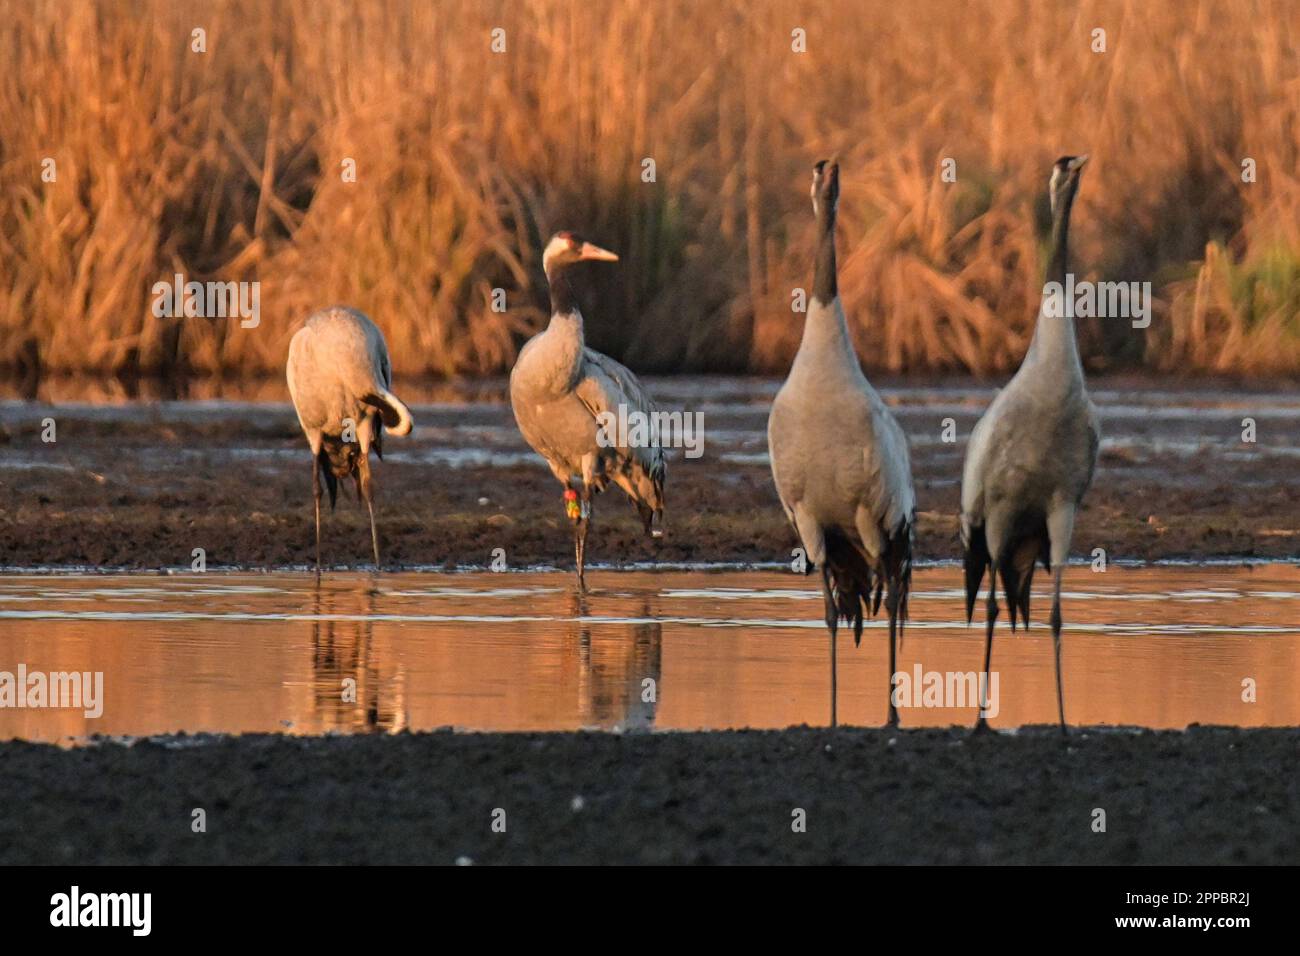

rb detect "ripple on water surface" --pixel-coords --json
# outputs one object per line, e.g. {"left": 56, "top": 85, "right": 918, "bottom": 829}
{"left": 0, "top": 565, "right": 1296, "bottom": 743}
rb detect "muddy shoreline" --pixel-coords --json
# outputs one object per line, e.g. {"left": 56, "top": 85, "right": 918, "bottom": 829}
{"left": 3, "top": 726, "right": 1296, "bottom": 865}
{"left": 0, "top": 382, "right": 1297, "bottom": 569}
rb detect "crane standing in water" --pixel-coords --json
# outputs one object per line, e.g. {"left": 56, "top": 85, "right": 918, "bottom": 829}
{"left": 287, "top": 306, "right": 414, "bottom": 571}
{"left": 768, "top": 161, "right": 916, "bottom": 728}
{"left": 509, "top": 232, "right": 666, "bottom": 591}
{"left": 960, "top": 155, "right": 1100, "bottom": 733}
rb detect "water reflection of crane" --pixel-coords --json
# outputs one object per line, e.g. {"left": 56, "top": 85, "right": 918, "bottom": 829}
{"left": 309, "top": 579, "right": 406, "bottom": 734}
{"left": 568, "top": 592, "right": 662, "bottom": 730}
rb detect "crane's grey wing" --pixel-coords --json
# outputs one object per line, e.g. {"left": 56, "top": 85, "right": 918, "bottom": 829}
{"left": 285, "top": 325, "right": 317, "bottom": 440}
{"left": 765, "top": 394, "right": 800, "bottom": 527}
{"left": 574, "top": 348, "right": 667, "bottom": 479}
{"left": 1080, "top": 397, "right": 1101, "bottom": 499}
{"left": 869, "top": 404, "right": 916, "bottom": 535}
{"left": 960, "top": 388, "right": 1008, "bottom": 543}
{"left": 576, "top": 348, "right": 656, "bottom": 416}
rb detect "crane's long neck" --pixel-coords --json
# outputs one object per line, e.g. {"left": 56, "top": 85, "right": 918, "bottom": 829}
{"left": 1028, "top": 182, "right": 1083, "bottom": 376}
{"left": 797, "top": 204, "right": 857, "bottom": 371}
{"left": 547, "top": 262, "right": 581, "bottom": 321}
{"left": 540, "top": 262, "right": 585, "bottom": 388}
{"left": 1046, "top": 185, "right": 1076, "bottom": 290}
{"left": 812, "top": 202, "right": 837, "bottom": 305}
{"left": 545, "top": 264, "right": 585, "bottom": 344}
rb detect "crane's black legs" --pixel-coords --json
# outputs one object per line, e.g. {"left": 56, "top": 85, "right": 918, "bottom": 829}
{"left": 886, "top": 588, "right": 900, "bottom": 728}
{"left": 973, "top": 562, "right": 999, "bottom": 735}
{"left": 1051, "top": 565, "right": 1067, "bottom": 734}
{"left": 821, "top": 564, "right": 838, "bottom": 728}
{"left": 366, "top": 500, "right": 380, "bottom": 570}
{"left": 829, "top": 626, "right": 838, "bottom": 729}
{"left": 1045, "top": 509, "right": 1075, "bottom": 736}
{"left": 574, "top": 523, "right": 587, "bottom": 591}
{"left": 311, "top": 456, "right": 323, "bottom": 575}
{"left": 358, "top": 457, "right": 379, "bottom": 571}
{"left": 566, "top": 486, "right": 590, "bottom": 592}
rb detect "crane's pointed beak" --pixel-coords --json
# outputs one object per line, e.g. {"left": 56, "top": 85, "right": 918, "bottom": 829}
{"left": 1069, "top": 154, "right": 1090, "bottom": 172}
{"left": 578, "top": 242, "right": 619, "bottom": 262}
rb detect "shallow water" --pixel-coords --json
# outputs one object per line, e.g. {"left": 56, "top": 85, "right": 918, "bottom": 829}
{"left": 1, "top": 565, "right": 1296, "bottom": 743}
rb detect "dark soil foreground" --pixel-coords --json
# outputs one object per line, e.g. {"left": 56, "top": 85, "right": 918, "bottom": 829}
{"left": 2, "top": 726, "right": 1296, "bottom": 865}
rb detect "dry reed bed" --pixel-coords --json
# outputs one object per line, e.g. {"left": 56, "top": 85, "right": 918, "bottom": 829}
{"left": 0, "top": 0, "right": 1297, "bottom": 382}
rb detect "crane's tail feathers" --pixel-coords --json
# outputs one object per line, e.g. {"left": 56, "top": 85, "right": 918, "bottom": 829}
{"left": 365, "top": 388, "right": 414, "bottom": 436}
{"left": 1029, "top": 537, "right": 1051, "bottom": 624}
{"left": 1002, "top": 559, "right": 1037, "bottom": 632}
{"left": 892, "top": 521, "right": 914, "bottom": 648}
{"left": 633, "top": 499, "right": 666, "bottom": 539}
{"left": 820, "top": 522, "right": 912, "bottom": 650}
{"left": 996, "top": 532, "right": 1049, "bottom": 631}
{"left": 962, "top": 523, "right": 989, "bottom": 625}
{"left": 621, "top": 450, "right": 666, "bottom": 539}
{"left": 823, "top": 531, "right": 873, "bottom": 648}
{"left": 1003, "top": 562, "right": 1021, "bottom": 633}
{"left": 896, "top": 566, "right": 912, "bottom": 648}
{"left": 821, "top": 565, "right": 841, "bottom": 636}
{"left": 1018, "top": 567, "right": 1033, "bottom": 629}
{"left": 647, "top": 455, "right": 666, "bottom": 538}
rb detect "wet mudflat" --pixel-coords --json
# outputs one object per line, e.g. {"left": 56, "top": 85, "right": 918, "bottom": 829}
{"left": 0, "top": 377, "right": 1297, "bottom": 569}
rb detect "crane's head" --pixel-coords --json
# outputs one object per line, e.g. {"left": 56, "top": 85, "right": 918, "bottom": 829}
{"left": 542, "top": 232, "right": 619, "bottom": 274}
{"left": 1049, "top": 154, "right": 1089, "bottom": 215}
{"left": 811, "top": 159, "right": 839, "bottom": 219}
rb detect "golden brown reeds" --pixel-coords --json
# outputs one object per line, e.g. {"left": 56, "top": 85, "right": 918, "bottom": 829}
{"left": 0, "top": 0, "right": 1297, "bottom": 383}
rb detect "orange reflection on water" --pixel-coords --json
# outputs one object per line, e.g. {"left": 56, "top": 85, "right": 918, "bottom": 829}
{"left": 0, "top": 565, "right": 1296, "bottom": 744}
